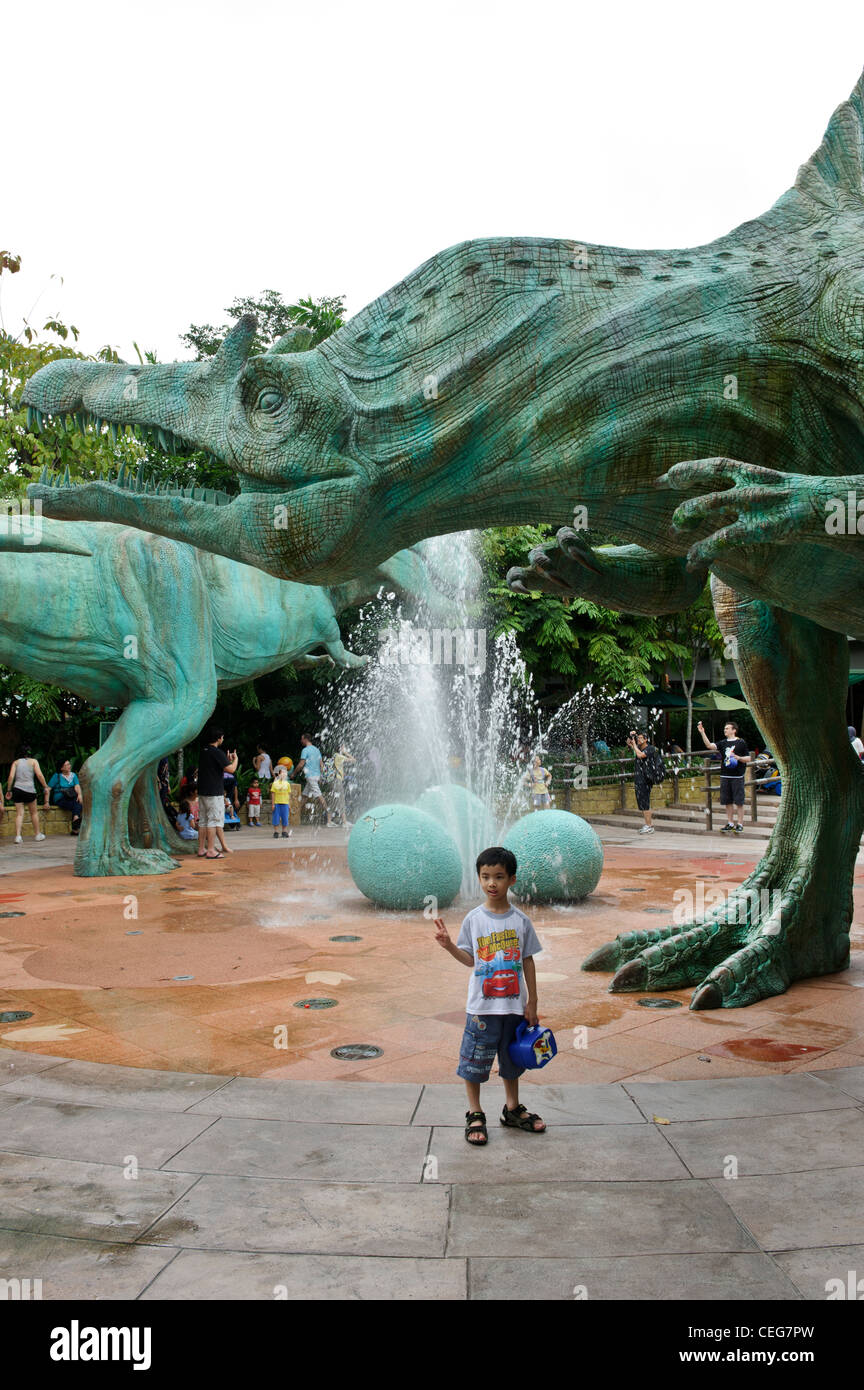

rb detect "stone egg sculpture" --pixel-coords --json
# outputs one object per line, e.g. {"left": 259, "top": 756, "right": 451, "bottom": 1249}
{"left": 503, "top": 810, "right": 603, "bottom": 903}
{"left": 347, "top": 803, "right": 462, "bottom": 910}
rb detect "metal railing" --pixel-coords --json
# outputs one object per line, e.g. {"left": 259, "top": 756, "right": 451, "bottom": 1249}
{"left": 553, "top": 752, "right": 780, "bottom": 827}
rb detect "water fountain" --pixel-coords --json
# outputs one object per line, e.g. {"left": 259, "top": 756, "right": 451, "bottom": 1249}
{"left": 321, "top": 531, "right": 610, "bottom": 905}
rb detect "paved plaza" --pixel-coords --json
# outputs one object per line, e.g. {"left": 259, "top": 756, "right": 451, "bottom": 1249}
{"left": 1, "top": 828, "right": 862, "bottom": 1082}
{"left": 1, "top": 1050, "right": 863, "bottom": 1299}
{"left": 0, "top": 826, "right": 862, "bottom": 1300}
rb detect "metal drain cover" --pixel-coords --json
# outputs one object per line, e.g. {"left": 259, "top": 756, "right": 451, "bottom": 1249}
{"left": 637, "top": 998, "right": 682, "bottom": 1009}
{"left": 642, "top": 908, "right": 668, "bottom": 914}
{"left": 294, "top": 997, "right": 338, "bottom": 1009}
{"left": 620, "top": 888, "right": 645, "bottom": 892}
{"left": 0, "top": 1010, "right": 33, "bottom": 1022}
{"left": 0, "top": 911, "right": 24, "bottom": 918}
{"left": 331, "top": 1044, "right": 382, "bottom": 1060}
{"left": 330, "top": 934, "right": 362, "bottom": 942}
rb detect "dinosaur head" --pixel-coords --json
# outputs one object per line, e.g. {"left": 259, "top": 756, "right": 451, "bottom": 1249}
{"left": 23, "top": 316, "right": 377, "bottom": 580}
{"left": 24, "top": 68, "right": 864, "bottom": 581}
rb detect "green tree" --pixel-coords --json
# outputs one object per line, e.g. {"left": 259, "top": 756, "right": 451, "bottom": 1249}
{"left": 656, "top": 587, "right": 725, "bottom": 754}
{"left": 179, "top": 291, "right": 346, "bottom": 359}
{"left": 482, "top": 526, "right": 684, "bottom": 704}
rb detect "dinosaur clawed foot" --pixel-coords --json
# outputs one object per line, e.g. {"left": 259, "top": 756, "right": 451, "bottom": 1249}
{"left": 583, "top": 873, "right": 805, "bottom": 1008}
{"left": 74, "top": 841, "right": 180, "bottom": 878}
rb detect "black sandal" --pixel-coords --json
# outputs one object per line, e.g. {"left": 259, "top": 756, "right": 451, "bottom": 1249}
{"left": 465, "top": 1110, "right": 488, "bottom": 1145}
{"left": 501, "top": 1103, "right": 546, "bottom": 1133}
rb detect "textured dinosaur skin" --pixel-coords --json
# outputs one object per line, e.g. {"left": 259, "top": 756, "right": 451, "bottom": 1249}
{"left": 0, "top": 515, "right": 453, "bottom": 877}
{"left": 21, "top": 73, "right": 864, "bottom": 1002}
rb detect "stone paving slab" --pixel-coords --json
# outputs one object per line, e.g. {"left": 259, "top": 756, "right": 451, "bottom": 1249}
{"left": 0, "top": 1059, "right": 234, "bottom": 1111}
{"left": 0, "top": 1229, "right": 179, "bottom": 1299}
{"left": 809, "top": 1065, "right": 864, "bottom": 1102}
{"left": 624, "top": 1073, "right": 853, "bottom": 1121}
{"left": 709, "top": 1166, "right": 864, "bottom": 1250}
{"left": 139, "top": 1248, "right": 467, "bottom": 1300}
{"left": 412, "top": 1081, "right": 646, "bottom": 1127}
{"left": 0, "top": 1152, "right": 199, "bottom": 1242}
{"left": 662, "top": 1108, "right": 864, "bottom": 1177}
{"left": 0, "top": 1095, "right": 216, "bottom": 1167}
{"left": 468, "top": 1252, "right": 801, "bottom": 1301}
{"left": 0, "top": 1047, "right": 67, "bottom": 1079}
{"left": 0, "top": 1062, "right": 862, "bottom": 1297}
{"left": 144, "top": 1176, "right": 450, "bottom": 1257}
{"left": 162, "top": 1116, "right": 431, "bottom": 1183}
{"left": 427, "top": 1123, "right": 688, "bottom": 1183}
{"left": 448, "top": 1179, "right": 760, "bottom": 1257}
{"left": 772, "top": 1245, "right": 864, "bottom": 1300}
{"left": 186, "top": 1077, "right": 422, "bottom": 1125}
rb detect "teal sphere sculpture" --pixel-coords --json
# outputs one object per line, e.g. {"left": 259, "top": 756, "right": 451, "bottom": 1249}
{"left": 503, "top": 810, "right": 603, "bottom": 903}
{"left": 347, "top": 803, "right": 462, "bottom": 910}
{"left": 416, "top": 784, "right": 497, "bottom": 855}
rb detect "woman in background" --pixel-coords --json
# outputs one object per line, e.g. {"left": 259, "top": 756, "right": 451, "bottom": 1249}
{"left": 5, "top": 745, "right": 49, "bottom": 844}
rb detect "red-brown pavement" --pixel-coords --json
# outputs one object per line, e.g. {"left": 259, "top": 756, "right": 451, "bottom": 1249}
{"left": 0, "top": 836, "right": 861, "bottom": 1082}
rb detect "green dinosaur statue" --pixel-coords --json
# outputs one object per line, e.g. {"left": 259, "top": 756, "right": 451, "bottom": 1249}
{"left": 21, "top": 71, "right": 864, "bottom": 1002}
{"left": 0, "top": 514, "right": 459, "bottom": 877}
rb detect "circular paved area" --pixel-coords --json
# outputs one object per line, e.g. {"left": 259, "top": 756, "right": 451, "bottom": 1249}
{"left": 0, "top": 828, "right": 862, "bottom": 1082}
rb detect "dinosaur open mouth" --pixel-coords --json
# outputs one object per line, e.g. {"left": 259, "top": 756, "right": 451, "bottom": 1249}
{"left": 26, "top": 406, "right": 236, "bottom": 508}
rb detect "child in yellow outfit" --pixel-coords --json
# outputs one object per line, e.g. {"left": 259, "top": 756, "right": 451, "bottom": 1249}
{"left": 271, "top": 765, "right": 293, "bottom": 839}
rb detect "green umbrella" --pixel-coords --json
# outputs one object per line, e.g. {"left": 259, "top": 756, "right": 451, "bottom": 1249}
{"left": 692, "top": 691, "right": 749, "bottom": 711}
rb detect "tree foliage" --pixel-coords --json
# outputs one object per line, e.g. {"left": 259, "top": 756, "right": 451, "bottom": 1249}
{"left": 481, "top": 526, "right": 691, "bottom": 703}
{"left": 179, "top": 291, "right": 346, "bottom": 359}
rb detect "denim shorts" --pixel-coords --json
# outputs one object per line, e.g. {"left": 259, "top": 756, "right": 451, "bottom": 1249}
{"left": 457, "top": 1012, "right": 525, "bottom": 1082}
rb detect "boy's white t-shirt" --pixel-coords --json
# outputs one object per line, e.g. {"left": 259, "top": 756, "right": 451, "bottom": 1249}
{"left": 456, "top": 903, "right": 542, "bottom": 1015}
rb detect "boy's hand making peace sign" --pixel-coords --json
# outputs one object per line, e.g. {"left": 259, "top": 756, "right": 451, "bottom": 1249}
{"left": 433, "top": 917, "right": 451, "bottom": 949}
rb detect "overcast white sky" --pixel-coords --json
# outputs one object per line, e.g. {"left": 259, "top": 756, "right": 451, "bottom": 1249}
{"left": 4, "top": 0, "right": 864, "bottom": 361}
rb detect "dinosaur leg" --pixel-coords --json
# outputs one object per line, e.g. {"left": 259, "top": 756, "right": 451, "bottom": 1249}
{"left": 74, "top": 696, "right": 213, "bottom": 878}
{"left": 128, "top": 759, "right": 195, "bottom": 859}
{"left": 583, "top": 582, "right": 863, "bottom": 1007}
{"left": 506, "top": 529, "right": 707, "bottom": 614}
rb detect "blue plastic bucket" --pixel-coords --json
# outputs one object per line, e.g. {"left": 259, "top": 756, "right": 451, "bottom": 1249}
{"left": 508, "top": 1021, "right": 558, "bottom": 1070}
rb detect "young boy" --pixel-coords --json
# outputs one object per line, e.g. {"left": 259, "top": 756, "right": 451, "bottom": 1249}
{"left": 434, "top": 846, "right": 546, "bottom": 1146}
{"left": 247, "top": 779, "right": 262, "bottom": 826}
{"left": 271, "top": 764, "right": 293, "bottom": 839}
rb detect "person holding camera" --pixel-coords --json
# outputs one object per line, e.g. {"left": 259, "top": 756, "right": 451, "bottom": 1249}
{"left": 627, "top": 730, "right": 657, "bottom": 834}
{"left": 696, "top": 719, "right": 750, "bottom": 834}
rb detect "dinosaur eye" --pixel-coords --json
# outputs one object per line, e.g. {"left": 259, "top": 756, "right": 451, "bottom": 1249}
{"left": 256, "top": 389, "right": 283, "bottom": 414}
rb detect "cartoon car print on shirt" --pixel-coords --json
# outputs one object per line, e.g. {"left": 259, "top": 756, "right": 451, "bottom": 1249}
{"left": 476, "top": 943, "right": 522, "bottom": 998}
{"left": 483, "top": 968, "right": 521, "bottom": 998}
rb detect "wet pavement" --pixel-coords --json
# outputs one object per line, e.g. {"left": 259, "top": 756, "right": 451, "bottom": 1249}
{"left": 0, "top": 825, "right": 861, "bottom": 1083}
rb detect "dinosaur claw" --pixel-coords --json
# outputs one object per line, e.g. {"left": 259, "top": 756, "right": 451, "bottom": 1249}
{"left": 690, "top": 980, "right": 723, "bottom": 1011}
{"left": 609, "top": 958, "right": 647, "bottom": 992}
{"left": 581, "top": 941, "right": 623, "bottom": 971}
{"left": 505, "top": 566, "right": 530, "bottom": 593}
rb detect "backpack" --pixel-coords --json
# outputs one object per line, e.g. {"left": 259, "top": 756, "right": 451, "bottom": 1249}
{"left": 646, "top": 745, "right": 666, "bottom": 785}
